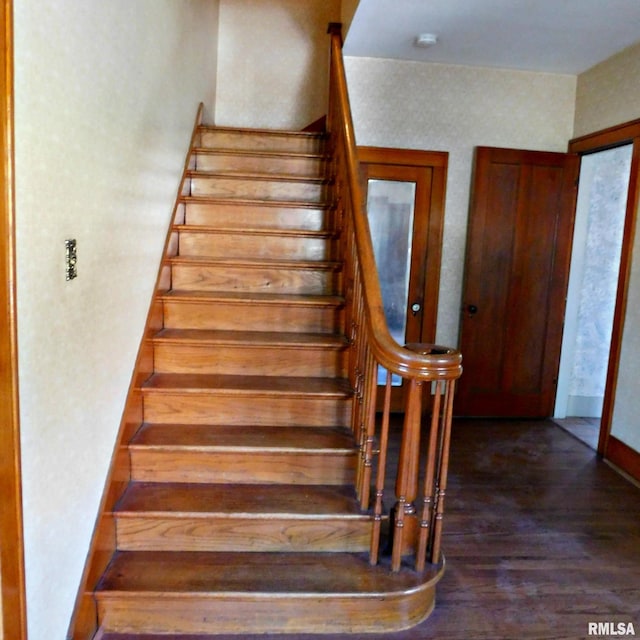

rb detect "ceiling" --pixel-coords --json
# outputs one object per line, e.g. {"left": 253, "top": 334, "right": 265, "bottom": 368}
{"left": 343, "top": 0, "right": 640, "bottom": 74}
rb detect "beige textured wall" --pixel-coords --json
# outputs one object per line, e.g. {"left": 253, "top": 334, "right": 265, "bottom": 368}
{"left": 215, "top": 0, "right": 340, "bottom": 129}
{"left": 345, "top": 56, "right": 576, "bottom": 346}
{"left": 13, "top": 1, "right": 219, "bottom": 638}
{"left": 574, "top": 42, "right": 640, "bottom": 138}
{"left": 576, "top": 43, "right": 640, "bottom": 452}
{"left": 611, "top": 226, "right": 640, "bottom": 452}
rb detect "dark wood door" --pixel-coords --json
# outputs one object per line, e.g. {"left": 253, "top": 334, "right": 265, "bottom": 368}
{"left": 456, "top": 147, "right": 579, "bottom": 417}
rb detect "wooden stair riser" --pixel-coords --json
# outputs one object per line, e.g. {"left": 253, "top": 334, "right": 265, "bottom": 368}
{"left": 115, "top": 516, "right": 372, "bottom": 553}
{"left": 96, "top": 589, "right": 437, "bottom": 635}
{"left": 188, "top": 174, "right": 327, "bottom": 203}
{"left": 129, "top": 450, "right": 356, "bottom": 485}
{"left": 142, "top": 393, "right": 352, "bottom": 427}
{"left": 198, "top": 128, "right": 325, "bottom": 155}
{"left": 194, "top": 151, "right": 325, "bottom": 177}
{"left": 153, "top": 343, "right": 347, "bottom": 377}
{"left": 176, "top": 229, "right": 334, "bottom": 261}
{"left": 183, "top": 201, "right": 331, "bottom": 231}
{"left": 161, "top": 297, "right": 344, "bottom": 333}
{"left": 169, "top": 262, "right": 341, "bottom": 295}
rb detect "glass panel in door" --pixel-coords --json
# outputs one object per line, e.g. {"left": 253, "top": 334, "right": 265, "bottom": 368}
{"left": 366, "top": 179, "right": 417, "bottom": 384}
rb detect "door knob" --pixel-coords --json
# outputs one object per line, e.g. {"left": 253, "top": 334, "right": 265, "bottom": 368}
{"left": 467, "top": 304, "right": 478, "bottom": 315}
{"left": 411, "top": 302, "right": 421, "bottom": 316}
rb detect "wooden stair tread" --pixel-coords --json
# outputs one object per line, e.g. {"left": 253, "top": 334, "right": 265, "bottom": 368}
{"left": 152, "top": 328, "right": 347, "bottom": 349}
{"left": 173, "top": 224, "right": 335, "bottom": 239}
{"left": 180, "top": 195, "right": 331, "bottom": 209}
{"left": 142, "top": 373, "right": 351, "bottom": 396}
{"left": 96, "top": 551, "right": 438, "bottom": 595}
{"left": 115, "top": 482, "right": 366, "bottom": 517}
{"left": 129, "top": 424, "right": 355, "bottom": 451}
{"left": 168, "top": 255, "right": 341, "bottom": 269}
{"left": 187, "top": 170, "right": 328, "bottom": 185}
{"left": 180, "top": 194, "right": 331, "bottom": 210}
{"left": 198, "top": 124, "right": 326, "bottom": 139}
{"left": 160, "top": 289, "right": 344, "bottom": 306}
{"left": 193, "top": 146, "right": 326, "bottom": 160}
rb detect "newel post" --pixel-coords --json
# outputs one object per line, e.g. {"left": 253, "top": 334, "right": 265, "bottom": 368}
{"left": 390, "top": 344, "right": 462, "bottom": 571}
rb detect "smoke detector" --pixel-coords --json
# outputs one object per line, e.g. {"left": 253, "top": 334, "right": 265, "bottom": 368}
{"left": 414, "top": 33, "right": 438, "bottom": 49}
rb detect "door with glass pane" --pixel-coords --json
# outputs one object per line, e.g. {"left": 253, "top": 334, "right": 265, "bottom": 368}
{"left": 359, "top": 147, "right": 448, "bottom": 409}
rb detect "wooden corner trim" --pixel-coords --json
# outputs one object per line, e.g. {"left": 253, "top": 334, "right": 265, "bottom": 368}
{"left": 606, "top": 435, "right": 640, "bottom": 484}
{"left": 569, "top": 118, "right": 640, "bottom": 155}
{"left": 0, "top": 0, "right": 28, "bottom": 637}
{"left": 357, "top": 145, "right": 449, "bottom": 168}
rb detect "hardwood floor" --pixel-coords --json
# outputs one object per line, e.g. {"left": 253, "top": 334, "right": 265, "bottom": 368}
{"left": 102, "top": 418, "right": 640, "bottom": 640}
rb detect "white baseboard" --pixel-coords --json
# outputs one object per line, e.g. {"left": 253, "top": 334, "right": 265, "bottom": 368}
{"left": 566, "top": 395, "right": 603, "bottom": 418}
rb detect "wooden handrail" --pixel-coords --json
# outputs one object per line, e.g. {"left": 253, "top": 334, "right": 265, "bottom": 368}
{"left": 327, "top": 25, "right": 462, "bottom": 383}
{"left": 326, "top": 23, "right": 462, "bottom": 572}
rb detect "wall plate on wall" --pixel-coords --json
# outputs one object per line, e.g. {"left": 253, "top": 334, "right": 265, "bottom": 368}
{"left": 65, "top": 239, "right": 77, "bottom": 280}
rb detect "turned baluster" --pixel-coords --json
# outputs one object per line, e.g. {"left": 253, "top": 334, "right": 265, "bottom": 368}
{"left": 429, "top": 379, "right": 456, "bottom": 564}
{"left": 391, "top": 377, "right": 423, "bottom": 571}
{"left": 358, "top": 347, "right": 378, "bottom": 509}
{"left": 416, "top": 380, "right": 443, "bottom": 571}
{"left": 369, "top": 371, "right": 392, "bottom": 565}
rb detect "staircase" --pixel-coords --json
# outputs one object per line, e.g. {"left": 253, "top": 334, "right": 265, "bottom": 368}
{"left": 83, "top": 124, "right": 443, "bottom": 637}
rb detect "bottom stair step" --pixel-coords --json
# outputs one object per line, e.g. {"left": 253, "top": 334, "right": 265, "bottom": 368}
{"left": 96, "top": 551, "right": 444, "bottom": 635}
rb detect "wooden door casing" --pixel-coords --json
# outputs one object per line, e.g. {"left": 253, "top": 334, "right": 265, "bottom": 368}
{"left": 456, "top": 147, "right": 579, "bottom": 418}
{"left": 571, "top": 119, "right": 640, "bottom": 479}
{"left": 0, "top": 1, "right": 28, "bottom": 637}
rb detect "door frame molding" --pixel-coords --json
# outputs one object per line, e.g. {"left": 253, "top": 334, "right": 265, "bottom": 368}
{"left": 570, "top": 119, "right": 640, "bottom": 475}
{"left": 1, "top": 0, "right": 28, "bottom": 637}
